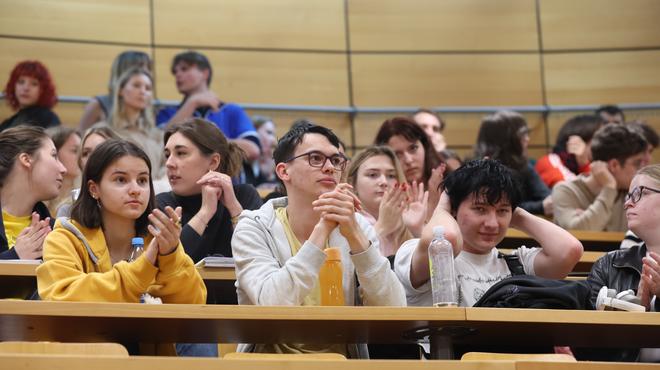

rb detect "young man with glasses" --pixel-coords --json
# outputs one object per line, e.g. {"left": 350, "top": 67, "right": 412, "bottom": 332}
{"left": 552, "top": 124, "right": 648, "bottom": 231}
{"left": 231, "top": 122, "right": 406, "bottom": 357}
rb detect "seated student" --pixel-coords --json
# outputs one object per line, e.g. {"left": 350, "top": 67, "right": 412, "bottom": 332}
{"left": 395, "top": 159, "right": 582, "bottom": 307}
{"left": 596, "top": 104, "right": 625, "bottom": 125}
{"left": 158, "top": 118, "right": 262, "bottom": 262}
{"left": 629, "top": 120, "right": 659, "bottom": 168}
{"left": 242, "top": 115, "right": 278, "bottom": 189}
{"left": 584, "top": 164, "right": 660, "bottom": 362}
{"left": 412, "top": 109, "right": 446, "bottom": 152}
{"left": 79, "top": 50, "right": 152, "bottom": 131}
{"left": 56, "top": 126, "right": 121, "bottom": 218}
{"left": 232, "top": 122, "right": 406, "bottom": 357}
{"left": 535, "top": 115, "right": 604, "bottom": 188}
{"left": 100, "top": 67, "right": 167, "bottom": 190}
{"left": 0, "top": 126, "right": 66, "bottom": 260}
{"left": 553, "top": 124, "right": 647, "bottom": 232}
{"left": 36, "top": 139, "right": 205, "bottom": 304}
{"left": 156, "top": 51, "right": 260, "bottom": 161}
{"left": 45, "top": 127, "right": 81, "bottom": 216}
{"left": 346, "top": 146, "right": 426, "bottom": 259}
{"left": 374, "top": 117, "right": 445, "bottom": 221}
{"left": 1, "top": 60, "right": 60, "bottom": 132}
{"left": 475, "top": 111, "right": 552, "bottom": 216}
{"left": 37, "top": 139, "right": 206, "bottom": 356}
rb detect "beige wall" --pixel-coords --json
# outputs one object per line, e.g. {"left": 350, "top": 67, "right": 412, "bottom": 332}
{"left": 1, "top": 0, "right": 659, "bottom": 160}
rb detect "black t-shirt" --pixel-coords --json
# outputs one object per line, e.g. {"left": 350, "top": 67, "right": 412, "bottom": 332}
{"left": 0, "top": 106, "right": 61, "bottom": 133}
{"left": 156, "top": 184, "right": 262, "bottom": 262}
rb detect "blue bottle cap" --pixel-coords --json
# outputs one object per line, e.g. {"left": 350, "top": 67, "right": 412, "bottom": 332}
{"left": 131, "top": 237, "right": 144, "bottom": 247}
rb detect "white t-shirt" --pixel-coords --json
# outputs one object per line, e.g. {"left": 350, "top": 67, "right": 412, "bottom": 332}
{"left": 394, "top": 238, "right": 540, "bottom": 307}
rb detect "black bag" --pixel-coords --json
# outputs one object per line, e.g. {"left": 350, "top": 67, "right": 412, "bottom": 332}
{"left": 474, "top": 275, "right": 591, "bottom": 309}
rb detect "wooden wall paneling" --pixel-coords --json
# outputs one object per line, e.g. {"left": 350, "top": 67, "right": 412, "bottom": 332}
{"left": 349, "top": 0, "right": 538, "bottom": 51}
{"left": 351, "top": 54, "right": 544, "bottom": 107}
{"left": 540, "top": 0, "right": 660, "bottom": 50}
{"left": 544, "top": 50, "right": 660, "bottom": 105}
{"left": 153, "top": 0, "right": 346, "bottom": 50}
{"left": 154, "top": 49, "right": 349, "bottom": 106}
{"left": 0, "top": 38, "right": 152, "bottom": 98}
{"left": 0, "top": 0, "right": 151, "bottom": 44}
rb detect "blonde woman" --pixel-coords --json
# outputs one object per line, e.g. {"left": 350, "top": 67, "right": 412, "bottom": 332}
{"left": 103, "top": 67, "right": 167, "bottom": 190}
{"left": 347, "top": 146, "right": 427, "bottom": 259}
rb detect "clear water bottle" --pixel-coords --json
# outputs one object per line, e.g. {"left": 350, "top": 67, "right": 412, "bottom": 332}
{"left": 428, "top": 226, "right": 457, "bottom": 307}
{"left": 129, "top": 237, "right": 144, "bottom": 262}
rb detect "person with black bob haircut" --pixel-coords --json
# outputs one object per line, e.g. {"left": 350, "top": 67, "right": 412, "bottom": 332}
{"left": 395, "top": 159, "right": 583, "bottom": 307}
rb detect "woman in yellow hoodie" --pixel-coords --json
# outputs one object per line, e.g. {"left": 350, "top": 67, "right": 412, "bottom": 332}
{"left": 37, "top": 139, "right": 206, "bottom": 304}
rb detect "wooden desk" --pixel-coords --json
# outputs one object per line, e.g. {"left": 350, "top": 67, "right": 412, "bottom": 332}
{"left": 464, "top": 307, "right": 660, "bottom": 348}
{"left": 0, "top": 354, "right": 516, "bottom": 370}
{"left": 0, "top": 261, "right": 237, "bottom": 301}
{"left": 515, "top": 361, "right": 660, "bottom": 370}
{"left": 1, "top": 301, "right": 659, "bottom": 360}
{"left": 500, "top": 229, "right": 624, "bottom": 252}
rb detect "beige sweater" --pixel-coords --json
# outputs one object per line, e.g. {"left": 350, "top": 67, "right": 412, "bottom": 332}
{"left": 552, "top": 175, "right": 627, "bottom": 231}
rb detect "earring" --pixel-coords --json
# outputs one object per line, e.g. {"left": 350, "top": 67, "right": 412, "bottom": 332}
{"left": 92, "top": 195, "right": 101, "bottom": 208}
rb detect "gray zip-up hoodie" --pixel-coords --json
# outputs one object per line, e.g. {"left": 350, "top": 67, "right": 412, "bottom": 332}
{"left": 231, "top": 197, "right": 406, "bottom": 357}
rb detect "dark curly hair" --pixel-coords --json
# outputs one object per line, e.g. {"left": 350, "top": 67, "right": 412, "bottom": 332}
{"left": 3, "top": 60, "right": 57, "bottom": 110}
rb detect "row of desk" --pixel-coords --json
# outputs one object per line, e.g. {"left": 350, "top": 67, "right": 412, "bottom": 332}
{"left": 0, "top": 300, "right": 658, "bottom": 359}
{"left": 1, "top": 354, "right": 657, "bottom": 370}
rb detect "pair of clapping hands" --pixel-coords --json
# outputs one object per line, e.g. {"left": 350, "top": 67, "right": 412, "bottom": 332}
{"left": 639, "top": 252, "right": 660, "bottom": 310}
{"left": 142, "top": 206, "right": 183, "bottom": 266}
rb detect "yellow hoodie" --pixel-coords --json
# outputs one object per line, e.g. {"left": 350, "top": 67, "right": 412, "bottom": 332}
{"left": 37, "top": 218, "right": 206, "bottom": 304}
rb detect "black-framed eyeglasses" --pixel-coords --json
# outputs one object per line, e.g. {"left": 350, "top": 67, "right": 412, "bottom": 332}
{"left": 285, "top": 150, "right": 348, "bottom": 171}
{"left": 625, "top": 185, "right": 660, "bottom": 204}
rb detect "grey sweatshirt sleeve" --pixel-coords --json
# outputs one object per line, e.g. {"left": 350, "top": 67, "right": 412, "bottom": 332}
{"left": 231, "top": 215, "right": 327, "bottom": 306}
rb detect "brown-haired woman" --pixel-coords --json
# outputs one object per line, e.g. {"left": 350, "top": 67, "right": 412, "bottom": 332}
{"left": 0, "top": 126, "right": 66, "bottom": 259}
{"left": 158, "top": 118, "right": 263, "bottom": 262}
{"left": 374, "top": 117, "right": 445, "bottom": 220}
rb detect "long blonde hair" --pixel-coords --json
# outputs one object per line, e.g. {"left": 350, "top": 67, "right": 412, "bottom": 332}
{"left": 107, "top": 67, "right": 155, "bottom": 132}
{"left": 347, "top": 146, "right": 406, "bottom": 189}
{"left": 347, "top": 146, "right": 412, "bottom": 250}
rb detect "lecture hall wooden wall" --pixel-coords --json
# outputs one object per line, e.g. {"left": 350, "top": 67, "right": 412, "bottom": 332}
{"left": 1, "top": 0, "right": 659, "bottom": 160}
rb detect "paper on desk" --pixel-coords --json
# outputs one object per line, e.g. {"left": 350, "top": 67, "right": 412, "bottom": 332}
{"left": 0, "top": 259, "right": 41, "bottom": 265}
{"left": 195, "top": 256, "right": 235, "bottom": 268}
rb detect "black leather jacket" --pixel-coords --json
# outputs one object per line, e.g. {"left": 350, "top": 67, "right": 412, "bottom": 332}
{"left": 577, "top": 244, "right": 658, "bottom": 362}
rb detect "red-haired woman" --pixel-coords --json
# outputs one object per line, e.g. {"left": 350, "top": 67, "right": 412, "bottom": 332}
{"left": 1, "top": 60, "right": 60, "bottom": 132}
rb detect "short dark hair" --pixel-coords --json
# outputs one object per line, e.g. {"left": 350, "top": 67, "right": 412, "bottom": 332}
{"left": 374, "top": 117, "right": 442, "bottom": 183}
{"left": 553, "top": 114, "right": 604, "bottom": 153}
{"left": 443, "top": 159, "right": 522, "bottom": 213}
{"left": 171, "top": 51, "right": 213, "bottom": 85}
{"left": 273, "top": 119, "right": 341, "bottom": 165}
{"left": 628, "top": 120, "right": 659, "bottom": 149}
{"left": 164, "top": 118, "right": 244, "bottom": 177}
{"left": 595, "top": 105, "right": 625, "bottom": 122}
{"left": 590, "top": 123, "right": 647, "bottom": 164}
{"left": 71, "top": 139, "right": 155, "bottom": 236}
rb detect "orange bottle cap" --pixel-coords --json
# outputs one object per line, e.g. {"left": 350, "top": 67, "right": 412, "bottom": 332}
{"left": 324, "top": 247, "right": 341, "bottom": 261}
